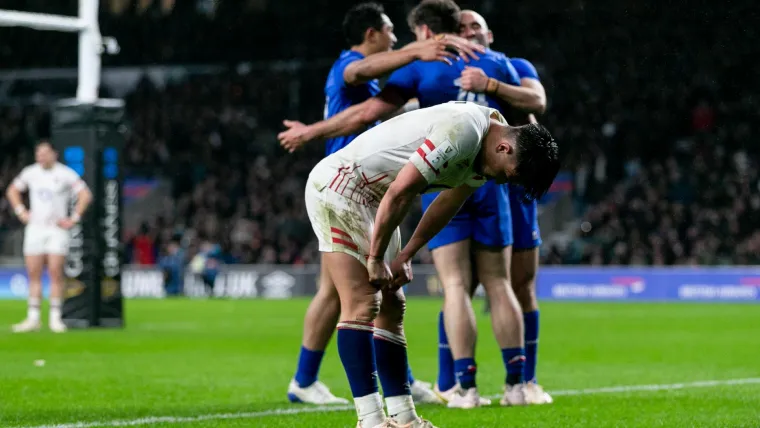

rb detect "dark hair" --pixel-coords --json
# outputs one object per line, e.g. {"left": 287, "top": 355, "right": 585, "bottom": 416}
{"left": 35, "top": 140, "right": 53, "bottom": 149}
{"left": 343, "top": 2, "right": 386, "bottom": 46}
{"left": 512, "top": 123, "right": 561, "bottom": 202}
{"left": 407, "top": 0, "right": 461, "bottom": 34}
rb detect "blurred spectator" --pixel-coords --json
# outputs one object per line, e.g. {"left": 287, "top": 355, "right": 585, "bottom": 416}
{"left": 130, "top": 223, "right": 157, "bottom": 265}
{"left": 546, "top": 151, "right": 760, "bottom": 266}
{"left": 158, "top": 237, "right": 185, "bottom": 295}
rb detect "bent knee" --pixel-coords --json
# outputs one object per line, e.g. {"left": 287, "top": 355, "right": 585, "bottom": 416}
{"left": 380, "top": 290, "right": 406, "bottom": 323}
{"left": 342, "top": 290, "right": 382, "bottom": 323}
{"left": 514, "top": 284, "right": 537, "bottom": 311}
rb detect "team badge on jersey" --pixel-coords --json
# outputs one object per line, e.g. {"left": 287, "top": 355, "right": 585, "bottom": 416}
{"left": 426, "top": 140, "right": 457, "bottom": 171}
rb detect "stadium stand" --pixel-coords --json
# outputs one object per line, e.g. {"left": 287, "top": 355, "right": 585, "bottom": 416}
{"left": 1, "top": 0, "right": 757, "bottom": 269}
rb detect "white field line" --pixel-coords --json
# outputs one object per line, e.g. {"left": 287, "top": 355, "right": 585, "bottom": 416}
{"left": 13, "top": 377, "right": 760, "bottom": 428}
{"left": 545, "top": 377, "right": 760, "bottom": 397}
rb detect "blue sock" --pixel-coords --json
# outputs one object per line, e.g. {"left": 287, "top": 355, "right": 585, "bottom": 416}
{"left": 437, "top": 311, "right": 456, "bottom": 391}
{"left": 336, "top": 321, "right": 379, "bottom": 397}
{"left": 407, "top": 366, "right": 415, "bottom": 385}
{"left": 454, "top": 358, "right": 477, "bottom": 389}
{"left": 294, "top": 346, "right": 324, "bottom": 387}
{"left": 374, "top": 329, "right": 412, "bottom": 397}
{"left": 502, "top": 347, "right": 526, "bottom": 386}
{"left": 524, "top": 311, "right": 540, "bottom": 383}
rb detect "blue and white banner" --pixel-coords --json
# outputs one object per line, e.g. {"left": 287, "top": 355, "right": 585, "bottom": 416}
{"left": 0, "top": 268, "right": 51, "bottom": 299}
{"left": 0, "top": 265, "right": 758, "bottom": 302}
{"left": 535, "top": 267, "right": 760, "bottom": 302}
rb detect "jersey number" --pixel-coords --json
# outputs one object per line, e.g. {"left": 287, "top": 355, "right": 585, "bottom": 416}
{"left": 457, "top": 90, "right": 488, "bottom": 107}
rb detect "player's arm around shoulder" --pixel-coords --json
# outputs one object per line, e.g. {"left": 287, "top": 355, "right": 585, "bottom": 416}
{"left": 279, "top": 93, "right": 404, "bottom": 152}
{"left": 459, "top": 59, "right": 546, "bottom": 114}
{"left": 485, "top": 74, "right": 546, "bottom": 115}
{"left": 343, "top": 36, "right": 485, "bottom": 85}
{"left": 513, "top": 76, "right": 547, "bottom": 115}
{"left": 499, "top": 58, "right": 546, "bottom": 114}
{"left": 342, "top": 49, "right": 419, "bottom": 86}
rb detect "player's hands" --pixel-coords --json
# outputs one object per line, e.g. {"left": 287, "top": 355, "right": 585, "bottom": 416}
{"left": 406, "top": 38, "right": 457, "bottom": 65}
{"left": 389, "top": 255, "right": 413, "bottom": 290}
{"left": 57, "top": 218, "right": 77, "bottom": 230}
{"left": 278, "top": 120, "right": 311, "bottom": 153}
{"left": 459, "top": 66, "right": 490, "bottom": 92}
{"left": 367, "top": 257, "right": 393, "bottom": 289}
{"left": 17, "top": 211, "right": 30, "bottom": 225}
{"left": 407, "top": 34, "right": 484, "bottom": 64}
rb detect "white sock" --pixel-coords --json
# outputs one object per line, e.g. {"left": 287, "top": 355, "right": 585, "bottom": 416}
{"left": 355, "top": 393, "right": 386, "bottom": 428}
{"left": 386, "top": 395, "right": 417, "bottom": 425}
{"left": 27, "top": 297, "right": 41, "bottom": 322}
{"left": 49, "top": 298, "right": 62, "bottom": 322}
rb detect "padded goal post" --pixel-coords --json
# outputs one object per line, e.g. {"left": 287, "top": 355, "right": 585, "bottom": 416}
{"left": 0, "top": 1, "right": 126, "bottom": 327}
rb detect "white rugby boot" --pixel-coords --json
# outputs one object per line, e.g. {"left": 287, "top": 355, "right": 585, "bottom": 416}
{"left": 410, "top": 379, "right": 443, "bottom": 404}
{"left": 433, "top": 383, "right": 458, "bottom": 403}
{"left": 49, "top": 318, "right": 68, "bottom": 333}
{"left": 12, "top": 318, "right": 41, "bottom": 333}
{"left": 500, "top": 383, "right": 530, "bottom": 406}
{"left": 446, "top": 386, "right": 491, "bottom": 409}
{"left": 434, "top": 383, "right": 492, "bottom": 406}
{"left": 376, "top": 417, "right": 439, "bottom": 427}
{"left": 525, "top": 382, "right": 553, "bottom": 404}
{"left": 286, "top": 378, "right": 350, "bottom": 404}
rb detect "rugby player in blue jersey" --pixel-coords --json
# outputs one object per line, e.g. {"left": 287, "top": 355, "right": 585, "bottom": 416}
{"left": 284, "top": 2, "right": 483, "bottom": 406}
{"left": 279, "top": 0, "right": 550, "bottom": 409}
{"left": 445, "top": 9, "right": 553, "bottom": 404}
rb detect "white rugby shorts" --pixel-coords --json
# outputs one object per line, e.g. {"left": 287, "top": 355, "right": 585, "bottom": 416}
{"left": 23, "top": 225, "right": 70, "bottom": 256}
{"left": 305, "top": 179, "right": 401, "bottom": 266}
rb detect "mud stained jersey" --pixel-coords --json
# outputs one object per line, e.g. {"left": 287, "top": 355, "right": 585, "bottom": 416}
{"left": 305, "top": 102, "right": 504, "bottom": 264}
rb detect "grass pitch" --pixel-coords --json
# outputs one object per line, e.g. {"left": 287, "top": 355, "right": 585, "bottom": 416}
{"left": 0, "top": 299, "right": 758, "bottom": 427}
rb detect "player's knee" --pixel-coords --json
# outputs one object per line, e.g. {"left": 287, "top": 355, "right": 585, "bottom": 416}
{"left": 511, "top": 268, "right": 538, "bottom": 311}
{"left": 26, "top": 265, "right": 43, "bottom": 281}
{"left": 479, "top": 275, "right": 511, "bottom": 298}
{"left": 47, "top": 268, "right": 64, "bottom": 283}
{"left": 514, "top": 283, "right": 538, "bottom": 312}
{"left": 380, "top": 290, "right": 406, "bottom": 325}
{"left": 343, "top": 290, "right": 381, "bottom": 323}
{"left": 481, "top": 277, "right": 523, "bottom": 316}
{"left": 441, "top": 276, "right": 471, "bottom": 300}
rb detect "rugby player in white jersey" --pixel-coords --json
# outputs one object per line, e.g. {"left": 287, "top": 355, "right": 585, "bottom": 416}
{"left": 6, "top": 141, "right": 92, "bottom": 333}
{"left": 304, "top": 101, "right": 559, "bottom": 428}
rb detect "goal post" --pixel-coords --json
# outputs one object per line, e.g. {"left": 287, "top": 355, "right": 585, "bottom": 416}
{"left": 0, "top": 0, "right": 125, "bottom": 328}
{"left": 0, "top": 0, "right": 101, "bottom": 102}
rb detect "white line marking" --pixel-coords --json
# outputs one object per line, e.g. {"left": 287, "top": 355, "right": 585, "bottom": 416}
{"left": 545, "top": 377, "right": 760, "bottom": 397}
{"left": 13, "top": 377, "right": 760, "bottom": 428}
{"left": 13, "top": 406, "right": 355, "bottom": 428}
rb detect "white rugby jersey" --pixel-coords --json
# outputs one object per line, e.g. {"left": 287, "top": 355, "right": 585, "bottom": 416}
{"left": 12, "top": 162, "right": 88, "bottom": 226}
{"left": 309, "top": 101, "right": 504, "bottom": 207}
